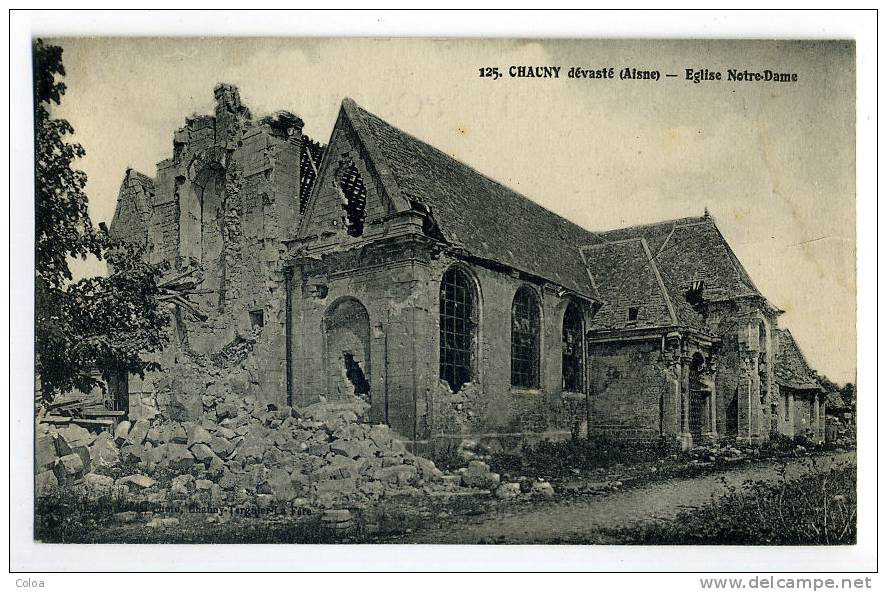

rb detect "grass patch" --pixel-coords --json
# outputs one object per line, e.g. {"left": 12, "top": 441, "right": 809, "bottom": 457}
{"left": 611, "top": 460, "right": 857, "bottom": 545}
{"left": 487, "top": 435, "right": 679, "bottom": 479}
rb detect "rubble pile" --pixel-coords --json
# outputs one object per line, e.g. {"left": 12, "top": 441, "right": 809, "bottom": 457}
{"left": 35, "top": 393, "right": 472, "bottom": 513}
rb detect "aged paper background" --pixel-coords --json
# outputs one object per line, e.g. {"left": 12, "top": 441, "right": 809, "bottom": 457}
{"left": 10, "top": 10, "right": 875, "bottom": 573}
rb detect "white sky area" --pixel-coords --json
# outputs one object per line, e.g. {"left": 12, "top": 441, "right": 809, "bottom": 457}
{"left": 47, "top": 38, "right": 856, "bottom": 384}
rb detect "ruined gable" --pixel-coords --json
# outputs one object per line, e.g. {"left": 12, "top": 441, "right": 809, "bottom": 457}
{"left": 297, "top": 104, "right": 398, "bottom": 243}
{"left": 108, "top": 169, "right": 155, "bottom": 249}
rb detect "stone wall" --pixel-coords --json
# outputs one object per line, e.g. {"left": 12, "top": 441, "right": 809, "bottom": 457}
{"left": 783, "top": 388, "right": 825, "bottom": 442}
{"left": 108, "top": 169, "right": 154, "bottom": 248}
{"left": 418, "top": 255, "right": 591, "bottom": 450}
{"left": 587, "top": 339, "right": 671, "bottom": 442}
{"left": 706, "top": 299, "right": 778, "bottom": 444}
{"left": 290, "top": 231, "right": 591, "bottom": 451}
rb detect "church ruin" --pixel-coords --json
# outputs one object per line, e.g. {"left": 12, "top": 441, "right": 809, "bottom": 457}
{"left": 109, "top": 84, "right": 826, "bottom": 451}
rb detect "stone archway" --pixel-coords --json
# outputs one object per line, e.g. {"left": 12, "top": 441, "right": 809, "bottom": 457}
{"left": 324, "top": 297, "right": 371, "bottom": 402}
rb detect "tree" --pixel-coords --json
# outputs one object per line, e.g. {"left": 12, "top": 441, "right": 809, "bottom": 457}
{"left": 34, "top": 39, "right": 169, "bottom": 403}
{"left": 839, "top": 382, "right": 856, "bottom": 409}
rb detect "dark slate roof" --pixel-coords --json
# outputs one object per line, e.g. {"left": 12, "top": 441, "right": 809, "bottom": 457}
{"left": 344, "top": 99, "right": 601, "bottom": 298}
{"left": 580, "top": 239, "right": 677, "bottom": 331}
{"left": 340, "top": 100, "right": 767, "bottom": 327}
{"left": 775, "top": 329, "right": 823, "bottom": 391}
{"left": 581, "top": 215, "right": 764, "bottom": 333}
{"left": 824, "top": 390, "right": 846, "bottom": 410}
{"left": 590, "top": 215, "right": 761, "bottom": 302}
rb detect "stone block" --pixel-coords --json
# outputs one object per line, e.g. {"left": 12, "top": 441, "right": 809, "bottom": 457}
{"left": 321, "top": 509, "right": 354, "bottom": 530}
{"left": 82, "top": 473, "right": 115, "bottom": 497}
{"left": 467, "top": 460, "right": 490, "bottom": 475}
{"left": 53, "top": 453, "right": 85, "bottom": 484}
{"left": 195, "top": 479, "right": 214, "bottom": 491}
{"left": 166, "top": 443, "right": 195, "bottom": 471}
{"left": 314, "top": 476, "right": 356, "bottom": 495}
{"left": 114, "top": 420, "right": 132, "bottom": 445}
{"left": 35, "top": 470, "right": 58, "bottom": 496}
{"left": 165, "top": 391, "right": 202, "bottom": 422}
{"left": 265, "top": 467, "right": 297, "bottom": 501}
{"left": 120, "top": 444, "right": 145, "bottom": 465}
{"left": 126, "top": 419, "right": 150, "bottom": 446}
{"left": 330, "top": 439, "right": 365, "bottom": 459}
{"left": 461, "top": 471, "right": 500, "bottom": 490}
{"left": 216, "top": 402, "right": 239, "bottom": 420}
{"left": 146, "top": 426, "right": 164, "bottom": 445}
{"left": 168, "top": 423, "right": 188, "bottom": 444}
{"left": 381, "top": 455, "right": 403, "bottom": 468}
{"left": 495, "top": 482, "right": 521, "bottom": 499}
{"left": 307, "top": 442, "right": 331, "bottom": 456}
{"left": 35, "top": 434, "right": 57, "bottom": 471}
{"left": 191, "top": 442, "right": 217, "bottom": 464}
{"left": 146, "top": 517, "right": 180, "bottom": 528}
{"left": 215, "top": 426, "right": 237, "bottom": 439}
{"left": 114, "top": 511, "right": 139, "bottom": 523}
{"left": 531, "top": 481, "right": 555, "bottom": 499}
{"left": 411, "top": 457, "right": 443, "bottom": 482}
{"left": 117, "top": 474, "right": 156, "bottom": 489}
{"left": 57, "top": 425, "right": 95, "bottom": 450}
{"left": 188, "top": 424, "right": 213, "bottom": 447}
{"left": 210, "top": 435, "right": 233, "bottom": 458}
{"left": 379, "top": 464, "right": 418, "bottom": 486}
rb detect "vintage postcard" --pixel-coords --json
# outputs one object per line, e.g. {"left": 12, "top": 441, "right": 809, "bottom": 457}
{"left": 15, "top": 24, "right": 870, "bottom": 573}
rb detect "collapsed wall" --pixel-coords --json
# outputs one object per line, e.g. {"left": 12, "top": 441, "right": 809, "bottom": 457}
{"left": 109, "top": 84, "right": 327, "bottom": 413}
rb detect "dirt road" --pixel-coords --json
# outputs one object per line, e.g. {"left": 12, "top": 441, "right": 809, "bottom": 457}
{"left": 391, "top": 451, "right": 856, "bottom": 544}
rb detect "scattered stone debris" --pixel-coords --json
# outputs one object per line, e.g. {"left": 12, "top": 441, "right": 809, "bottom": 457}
{"left": 35, "top": 393, "right": 491, "bottom": 519}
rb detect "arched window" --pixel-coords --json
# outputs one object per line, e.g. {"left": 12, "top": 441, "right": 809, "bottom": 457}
{"left": 511, "top": 286, "right": 541, "bottom": 389}
{"left": 440, "top": 267, "right": 476, "bottom": 392}
{"left": 562, "top": 301, "right": 584, "bottom": 392}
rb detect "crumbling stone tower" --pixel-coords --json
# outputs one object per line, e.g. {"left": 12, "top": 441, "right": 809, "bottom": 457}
{"left": 110, "top": 84, "right": 323, "bottom": 412}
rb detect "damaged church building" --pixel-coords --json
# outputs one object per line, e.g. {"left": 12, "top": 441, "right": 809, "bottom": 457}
{"left": 108, "top": 84, "right": 826, "bottom": 452}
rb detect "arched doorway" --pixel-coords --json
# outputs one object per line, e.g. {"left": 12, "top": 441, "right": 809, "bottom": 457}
{"left": 324, "top": 298, "right": 371, "bottom": 402}
{"left": 688, "top": 352, "right": 710, "bottom": 443}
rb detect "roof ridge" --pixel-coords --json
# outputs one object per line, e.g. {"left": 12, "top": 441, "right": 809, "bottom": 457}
{"left": 779, "top": 328, "right": 813, "bottom": 370}
{"left": 595, "top": 214, "right": 710, "bottom": 236}
{"left": 640, "top": 238, "right": 678, "bottom": 325}
{"left": 124, "top": 168, "right": 155, "bottom": 186}
{"left": 580, "top": 236, "right": 645, "bottom": 251}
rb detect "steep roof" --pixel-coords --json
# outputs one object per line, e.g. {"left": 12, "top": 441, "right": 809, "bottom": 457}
{"left": 336, "top": 100, "right": 768, "bottom": 327}
{"left": 343, "top": 99, "right": 601, "bottom": 298}
{"left": 775, "top": 329, "right": 823, "bottom": 392}
{"left": 581, "top": 215, "right": 764, "bottom": 333}
{"left": 590, "top": 215, "right": 762, "bottom": 302}
{"left": 824, "top": 390, "right": 851, "bottom": 411}
{"left": 580, "top": 239, "right": 678, "bottom": 331}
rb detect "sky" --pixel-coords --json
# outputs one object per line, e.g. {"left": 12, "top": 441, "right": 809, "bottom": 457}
{"left": 46, "top": 38, "right": 856, "bottom": 384}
